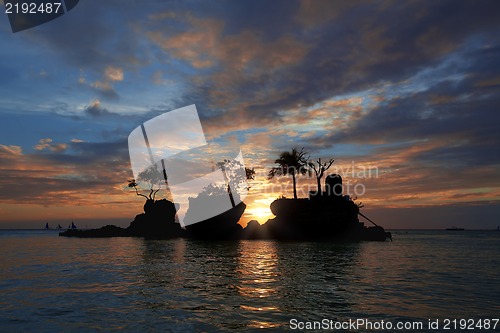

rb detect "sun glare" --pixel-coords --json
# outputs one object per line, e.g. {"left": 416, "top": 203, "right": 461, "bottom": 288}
{"left": 244, "top": 197, "right": 276, "bottom": 224}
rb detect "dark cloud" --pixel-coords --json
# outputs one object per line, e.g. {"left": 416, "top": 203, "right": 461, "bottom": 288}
{"left": 286, "top": 0, "right": 500, "bottom": 108}
{"left": 141, "top": 0, "right": 500, "bottom": 139}
{"left": 23, "top": 1, "right": 149, "bottom": 72}
{"left": 303, "top": 35, "right": 500, "bottom": 167}
{"left": 69, "top": 139, "right": 129, "bottom": 159}
{"left": 0, "top": 138, "right": 132, "bottom": 206}
{"left": 35, "top": 139, "right": 130, "bottom": 168}
{"left": 92, "top": 84, "right": 120, "bottom": 101}
{"left": 83, "top": 100, "right": 115, "bottom": 118}
{"left": 17, "top": 0, "right": 500, "bottom": 132}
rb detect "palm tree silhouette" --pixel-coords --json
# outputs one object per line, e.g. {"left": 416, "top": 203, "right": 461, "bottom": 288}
{"left": 268, "top": 147, "right": 309, "bottom": 199}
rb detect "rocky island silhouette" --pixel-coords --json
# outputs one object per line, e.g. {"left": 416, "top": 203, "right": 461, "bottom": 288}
{"left": 60, "top": 148, "right": 391, "bottom": 241}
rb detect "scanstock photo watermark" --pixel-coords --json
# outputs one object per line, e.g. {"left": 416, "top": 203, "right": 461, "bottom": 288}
{"left": 289, "top": 318, "right": 499, "bottom": 331}
{"left": 128, "top": 104, "right": 248, "bottom": 227}
{"left": 262, "top": 162, "right": 379, "bottom": 199}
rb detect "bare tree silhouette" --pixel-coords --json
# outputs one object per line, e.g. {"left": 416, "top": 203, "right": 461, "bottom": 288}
{"left": 309, "top": 157, "right": 335, "bottom": 194}
{"left": 128, "top": 163, "right": 165, "bottom": 202}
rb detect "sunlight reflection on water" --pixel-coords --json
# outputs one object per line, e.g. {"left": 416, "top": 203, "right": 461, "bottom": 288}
{"left": 0, "top": 230, "right": 499, "bottom": 332}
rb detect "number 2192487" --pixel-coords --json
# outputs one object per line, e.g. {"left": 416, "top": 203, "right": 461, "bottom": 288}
{"left": 5, "top": 2, "right": 62, "bottom": 14}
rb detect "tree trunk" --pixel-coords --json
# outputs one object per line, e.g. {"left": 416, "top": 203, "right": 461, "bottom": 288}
{"left": 317, "top": 177, "right": 322, "bottom": 195}
{"left": 292, "top": 173, "right": 297, "bottom": 199}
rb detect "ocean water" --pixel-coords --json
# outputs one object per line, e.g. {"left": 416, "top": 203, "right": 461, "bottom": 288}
{"left": 0, "top": 230, "right": 499, "bottom": 332}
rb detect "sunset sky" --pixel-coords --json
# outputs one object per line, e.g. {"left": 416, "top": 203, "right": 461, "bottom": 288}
{"left": 0, "top": 0, "right": 499, "bottom": 229}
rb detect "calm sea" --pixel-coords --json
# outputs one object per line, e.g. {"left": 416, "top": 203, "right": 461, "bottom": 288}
{"left": 0, "top": 230, "right": 499, "bottom": 332}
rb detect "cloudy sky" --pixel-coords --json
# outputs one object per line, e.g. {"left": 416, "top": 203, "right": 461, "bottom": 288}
{"left": 1, "top": 0, "right": 499, "bottom": 229}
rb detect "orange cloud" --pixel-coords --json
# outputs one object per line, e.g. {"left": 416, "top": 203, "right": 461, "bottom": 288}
{"left": 33, "top": 138, "right": 68, "bottom": 152}
{"left": 148, "top": 16, "right": 308, "bottom": 71}
{"left": 0, "top": 138, "right": 142, "bottom": 225}
{"left": 151, "top": 70, "right": 172, "bottom": 85}
{"left": 147, "top": 17, "right": 222, "bottom": 68}
{"left": 104, "top": 66, "right": 124, "bottom": 82}
{"left": 0, "top": 144, "right": 22, "bottom": 157}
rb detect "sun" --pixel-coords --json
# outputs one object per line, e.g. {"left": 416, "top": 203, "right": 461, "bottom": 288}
{"left": 245, "top": 201, "right": 275, "bottom": 224}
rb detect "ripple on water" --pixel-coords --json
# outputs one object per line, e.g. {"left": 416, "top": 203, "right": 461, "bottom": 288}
{"left": 0, "top": 230, "right": 499, "bottom": 332}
